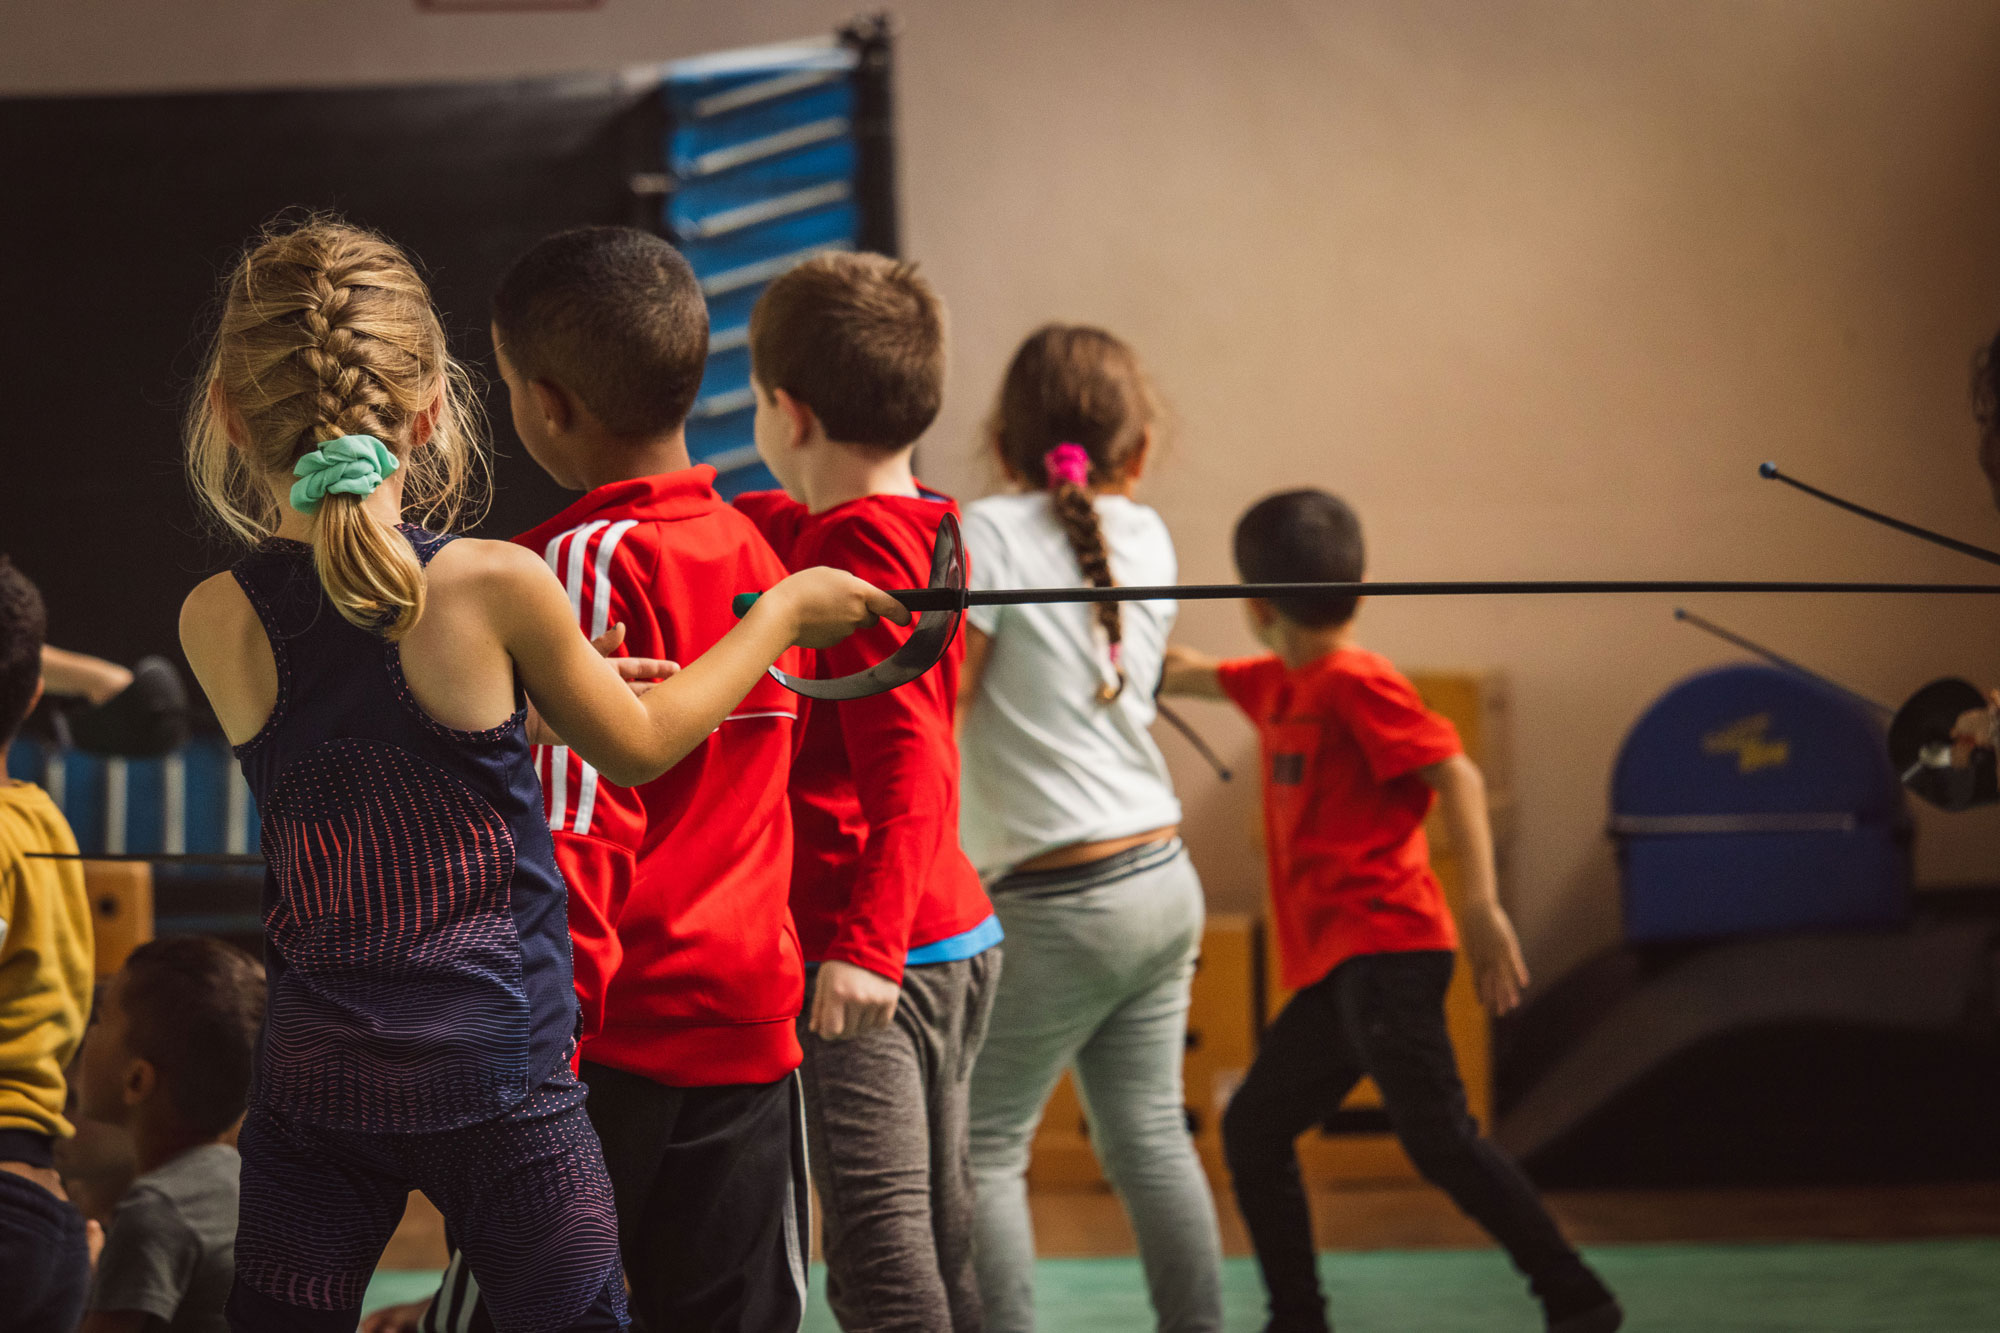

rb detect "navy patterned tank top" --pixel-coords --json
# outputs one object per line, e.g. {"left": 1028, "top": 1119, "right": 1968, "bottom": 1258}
{"left": 231, "top": 528, "right": 577, "bottom": 1133}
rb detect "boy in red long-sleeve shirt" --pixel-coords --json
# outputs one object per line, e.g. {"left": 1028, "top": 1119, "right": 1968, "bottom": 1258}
{"left": 371, "top": 227, "right": 814, "bottom": 1333}
{"left": 1163, "top": 489, "right": 1618, "bottom": 1333}
{"left": 735, "top": 253, "right": 999, "bottom": 1333}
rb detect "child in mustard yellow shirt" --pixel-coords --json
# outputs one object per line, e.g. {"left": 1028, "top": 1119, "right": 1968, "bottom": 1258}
{"left": 0, "top": 554, "right": 96, "bottom": 1332}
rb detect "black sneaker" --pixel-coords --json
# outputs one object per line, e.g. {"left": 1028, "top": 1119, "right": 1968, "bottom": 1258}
{"left": 1261, "top": 1307, "right": 1333, "bottom": 1333}
{"left": 1538, "top": 1262, "right": 1621, "bottom": 1333}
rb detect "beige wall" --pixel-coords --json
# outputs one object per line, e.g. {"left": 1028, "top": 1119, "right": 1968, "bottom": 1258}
{"left": 9, "top": 0, "right": 2000, "bottom": 978}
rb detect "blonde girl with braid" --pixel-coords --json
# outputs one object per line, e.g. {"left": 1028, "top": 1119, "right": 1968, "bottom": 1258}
{"left": 175, "top": 217, "right": 901, "bottom": 1333}
{"left": 959, "top": 325, "right": 1223, "bottom": 1333}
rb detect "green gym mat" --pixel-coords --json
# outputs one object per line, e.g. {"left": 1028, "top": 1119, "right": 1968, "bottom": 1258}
{"left": 364, "top": 1237, "right": 2000, "bottom": 1331}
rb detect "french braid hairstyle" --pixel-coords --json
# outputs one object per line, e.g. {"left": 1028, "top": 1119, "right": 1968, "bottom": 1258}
{"left": 186, "top": 216, "right": 488, "bottom": 639}
{"left": 988, "top": 324, "right": 1161, "bottom": 702}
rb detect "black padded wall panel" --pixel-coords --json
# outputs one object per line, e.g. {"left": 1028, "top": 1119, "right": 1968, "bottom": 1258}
{"left": 0, "top": 73, "right": 656, "bottom": 670}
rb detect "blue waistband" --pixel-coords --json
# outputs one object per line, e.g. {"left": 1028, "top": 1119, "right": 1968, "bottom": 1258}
{"left": 904, "top": 913, "right": 1004, "bottom": 966}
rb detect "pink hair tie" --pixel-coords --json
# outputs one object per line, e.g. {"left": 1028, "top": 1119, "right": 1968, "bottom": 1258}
{"left": 1043, "top": 443, "right": 1092, "bottom": 489}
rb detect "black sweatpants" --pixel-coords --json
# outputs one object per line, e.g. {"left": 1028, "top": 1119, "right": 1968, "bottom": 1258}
{"left": 1222, "top": 950, "right": 1588, "bottom": 1332}
{"left": 0, "top": 1165, "right": 91, "bottom": 1333}
{"left": 422, "top": 1066, "right": 809, "bottom": 1333}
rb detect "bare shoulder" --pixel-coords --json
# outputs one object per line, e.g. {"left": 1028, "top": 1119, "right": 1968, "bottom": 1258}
{"left": 178, "top": 571, "right": 253, "bottom": 662}
{"left": 424, "top": 537, "right": 563, "bottom": 631}
{"left": 179, "top": 570, "right": 279, "bottom": 743}
{"left": 426, "top": 536, "right": 550, "bottom": 590}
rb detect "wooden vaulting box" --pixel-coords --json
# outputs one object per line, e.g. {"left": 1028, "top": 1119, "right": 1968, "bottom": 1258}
{"left": 86, "top": 860, "right": 154, "bottom": 977}
{"left": 1026, "top": 669, "right": 1509, "bottom": 1194}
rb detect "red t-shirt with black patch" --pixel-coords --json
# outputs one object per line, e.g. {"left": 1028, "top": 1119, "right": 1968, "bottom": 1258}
{"left": 1218, "top": 647, "right": 1462, "bottom": 991}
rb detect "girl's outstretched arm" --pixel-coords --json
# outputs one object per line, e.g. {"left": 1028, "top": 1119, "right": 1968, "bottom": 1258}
{"left": 482, "top": 541, "right": 903, "bottom": 787}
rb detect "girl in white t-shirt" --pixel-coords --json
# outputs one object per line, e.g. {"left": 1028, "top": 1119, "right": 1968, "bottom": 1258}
{"left": 960, "top": 326, "right": 1222, "bottom": 1333}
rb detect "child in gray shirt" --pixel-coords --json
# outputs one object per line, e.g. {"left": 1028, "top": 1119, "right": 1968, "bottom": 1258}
{"left": 76, "top": 937, "right": 263, "bottom": 1333}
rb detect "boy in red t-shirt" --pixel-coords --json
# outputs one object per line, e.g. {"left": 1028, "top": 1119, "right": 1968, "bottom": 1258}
{"left": 735, "top": 253, "right": 999, "bottom": 1333}
{"left": 1163, "top": 490, "right": 1620, "bottom": 1333}
{"left": 368, "top": 227, "right": 814, "bottom": 1333}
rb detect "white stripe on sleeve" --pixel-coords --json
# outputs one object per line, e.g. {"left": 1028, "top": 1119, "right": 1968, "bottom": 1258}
{"left": 571, "top": 519, "right": 640, "bottom": 834}
{"left": 588, "top": 520, "right": 638, "bottom": 639}
{"left": 544, "top": 521, "right": 607, "bottom": 832}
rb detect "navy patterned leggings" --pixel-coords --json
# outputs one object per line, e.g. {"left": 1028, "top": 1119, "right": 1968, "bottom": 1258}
{"left": 226, "top": 1069, "right": 627, "bottom": 1333}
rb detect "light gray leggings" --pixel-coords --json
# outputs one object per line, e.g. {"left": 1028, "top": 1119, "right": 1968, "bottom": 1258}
{"left": 968, "top": 839, "right": 1224, "bottom": 1333}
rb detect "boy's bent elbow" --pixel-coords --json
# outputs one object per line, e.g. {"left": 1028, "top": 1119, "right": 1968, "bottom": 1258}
{"left": 1421, "top": 752, "right": 1484, "bottom": 795}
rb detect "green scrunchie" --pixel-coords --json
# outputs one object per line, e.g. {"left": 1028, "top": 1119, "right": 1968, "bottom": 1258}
{"left": 290, "top": 434, "right": 400, "bottom": 516}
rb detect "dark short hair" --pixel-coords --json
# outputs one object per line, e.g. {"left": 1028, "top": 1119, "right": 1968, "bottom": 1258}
{"left": 748, "top": 252, "right": 946, "bottom": 451}
{"left": 0, "top": 556, "right": 47, "bottom": 747}
{"left": 120, "top": 936, "right": 265, "bottom": 1137}
{"left": 1233, "top": 489, "right": 1366, "bottom": 628}
{"left": 492, "top": 226, "right": 709, "bottom": 437}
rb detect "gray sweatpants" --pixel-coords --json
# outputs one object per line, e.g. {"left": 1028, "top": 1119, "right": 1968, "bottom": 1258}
{"left": 968, "top": 840, "right": 1224, "bottom": 1333}
{"left": 798, "top": 949, "right": 1001, "bottom": 1333}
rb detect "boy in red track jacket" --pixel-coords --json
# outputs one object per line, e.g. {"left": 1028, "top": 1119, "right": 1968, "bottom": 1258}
{"left": 374, "top": 227, "right": 812, "bottom": 1333}
{"left": 735, "top": 253, "right": 999, "bottom": 1333}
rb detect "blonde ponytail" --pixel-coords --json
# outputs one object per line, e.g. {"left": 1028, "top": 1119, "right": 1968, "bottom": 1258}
{"left": 312, "top": 490, "right": 426, "bottom": 639}
{"left": 185, "top": 215, "right": 489, "bottom": 638}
